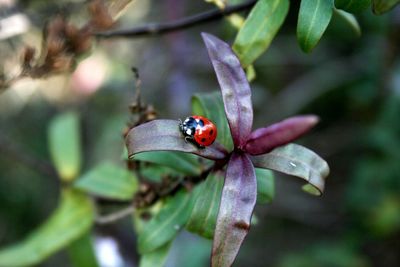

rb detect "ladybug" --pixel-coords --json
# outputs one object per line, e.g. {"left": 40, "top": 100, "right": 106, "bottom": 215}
{"left": 179, "top": 115, "right": 217, "bottom": 148}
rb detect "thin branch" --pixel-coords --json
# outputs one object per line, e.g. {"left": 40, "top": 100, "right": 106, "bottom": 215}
{"left": 96, "top": 0, "right": 257, "bottom": 38}
{"left": 95, "top": 205, "right": 135, "bottom": 225}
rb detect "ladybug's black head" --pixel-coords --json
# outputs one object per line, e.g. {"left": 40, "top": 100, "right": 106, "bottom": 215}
{"left": 180, "top": 117, "right": 198, "bottom": 137}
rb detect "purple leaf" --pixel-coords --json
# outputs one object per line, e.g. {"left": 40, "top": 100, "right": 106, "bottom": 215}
{"left": 212, "top": 153, "right": 257, "bottom": 267}
{"left": 125, "top": 120, "right": 228, "bottom": 160}
{"left": 202, "top": 33, "right": 253, "bottom": 148}
{"left": 251, "top": 143, "right": 329, "bottom": 195}
{"left": 244, "top": 115, "right": 319, "bottom": 155}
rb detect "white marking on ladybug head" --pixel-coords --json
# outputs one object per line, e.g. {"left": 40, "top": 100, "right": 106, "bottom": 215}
{"left": 186, "top": 129, "right": 192, "bottom": 135}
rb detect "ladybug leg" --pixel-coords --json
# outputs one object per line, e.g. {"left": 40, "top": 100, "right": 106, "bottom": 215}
{"left": 197, "top": 144, "right": 205, "bottom": 149}
{"left": 184, "top": 136, "right": 191, "bottom": 143}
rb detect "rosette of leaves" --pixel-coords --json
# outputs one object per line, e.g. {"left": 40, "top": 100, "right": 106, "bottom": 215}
{"left": 126, "top": 33, "right": 330, "bottom": 267}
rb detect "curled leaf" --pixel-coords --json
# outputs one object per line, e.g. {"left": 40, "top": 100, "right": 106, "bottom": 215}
{"left": 251, "top": 143, "right": 329, "bottom": 195}
{"left": 334, "top": 9, "right": 361, "bottom": 37}
{"left": 212, "top": 153, "right": 257, "bottom": 267}
{"left": 202, "top": 33, "right": 253, "bottom": 147}
{"left": 245, "top": 115, "right": 319, "bottom": 155}
{"left": 125, "top": 120, "right": 228, "bottom": 160}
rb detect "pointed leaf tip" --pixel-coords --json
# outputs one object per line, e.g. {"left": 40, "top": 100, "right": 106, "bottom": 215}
{"left": 297, "top": 0, "right": 334, "bottom": 53}
{"left": 202, "top": 33, "right": 253, "bottom": 148}
{"left": 245, "top": 115, "right": 319, "bottom": 155}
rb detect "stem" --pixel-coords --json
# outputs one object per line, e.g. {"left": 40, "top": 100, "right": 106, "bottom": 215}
{"left": 96, "top": 0, "right": 256, "bottom": 38}
{"left": 95, "top": 205, "right": 135, "bottom": 224}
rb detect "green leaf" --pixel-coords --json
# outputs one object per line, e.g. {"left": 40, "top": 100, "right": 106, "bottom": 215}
{"left": 139, "top": 242, "right": 172, "bottom": 267}
{"left": 137, "top": 189, "right": 196, "bottom": 253}
{"left": 74, "top": 162, "right": 138, "bottom": 200}
{"left": 372, "top": 0, "right": 400, "bottom": 14}
{"left": 186, "top": 172, "right": 224, "bottom": 239}
{"left": 297, "top": 0, "right": 334, "bottom": 53}
{"left": 335, "top": 0, "right": 371, "bottom": 13}
{"left": 246, "top": 65, "right": 256, "bottom": 82}
{"left": 48, "top": 112, "right": 82, "bottom": 182}
{"left": 140, "top": 165, "right": 180, "bottom": 183}
{"left": 186, "top": 169, "right": 274, "bottom": 239}
{"left": 134, "top": 151, "right": 202, "bottom": 176}
{"left": 255, "top": 168, "right": 275, "bottom": 204}
{"left": 251, "top": 143, "right": 330, "bottom": 195}
{"left": 0, "top": 189, "right": 94, "bottom": 267}
{"left": 233, "top": 0, "right": 289, "bottom": 67}
{"left": 139, "top": 165, "right": 183, "bottom": 183}
{"left": 192, "top": 92, "right": 233, "bottom": 151}
{"left": 334, "top": 9, "right": 361, "bottom": 37}
{"left": 67, "top": 232, "right": 99, "bottom": 267}
{"left": 369, "top": 196, "right": 400, "bottom": 236}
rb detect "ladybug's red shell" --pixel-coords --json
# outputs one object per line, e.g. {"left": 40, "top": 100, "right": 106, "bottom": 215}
{"left": 180, "top": 115, "right": 217, "bottom": 147}
{"left": 191, "top": 116, "right": 217, "bottom": 147}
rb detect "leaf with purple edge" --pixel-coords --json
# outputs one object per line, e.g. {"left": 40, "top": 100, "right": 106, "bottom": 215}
{"left": 251, "top": 143, "right": 329, "bottom": 195}
{"left": 202, "top": 33, "right": 253, "bottom": 148}
{"left": 244, "top": 115, "right": 319, "bottom": 155}
{"left": 125, "top": 120, "right": 228, "bottom": 161}
{"left": 212, "top": 153, "right": 257, "bottom": 267}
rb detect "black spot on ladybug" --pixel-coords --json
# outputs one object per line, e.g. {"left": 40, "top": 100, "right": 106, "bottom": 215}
{"left": 198, "top": 120, "right": 204, "bottom": 127}
{"left": 201, "top": 138, "right": 206, "bottom": 142}
{"left": 209, "top": 129, "right": 214, "bottom": 135}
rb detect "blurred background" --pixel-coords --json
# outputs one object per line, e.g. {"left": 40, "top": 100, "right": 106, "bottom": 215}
{"left": 0, "top": 0, "right": 399, "bottom": 266}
